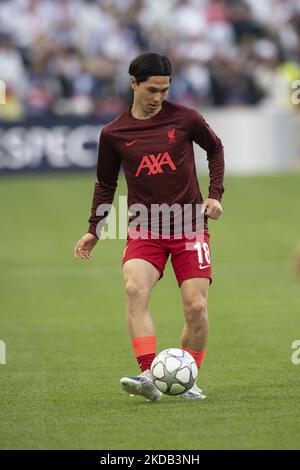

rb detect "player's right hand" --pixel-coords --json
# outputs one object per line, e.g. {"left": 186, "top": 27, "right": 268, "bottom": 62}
{"left": 74, "top": 233, "right": 98, "bottom": 260}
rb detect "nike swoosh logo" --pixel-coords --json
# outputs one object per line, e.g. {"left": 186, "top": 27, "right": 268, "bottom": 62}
{"left": 125, "top": 140, "right": 138, "bottom": 147}
{"left": 199, "top": 265, "right": 210, "bottom": 270}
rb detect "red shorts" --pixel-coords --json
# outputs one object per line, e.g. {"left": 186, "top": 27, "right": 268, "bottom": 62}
{"left": 122, "top": 230, "right": 212, "bottom": 287}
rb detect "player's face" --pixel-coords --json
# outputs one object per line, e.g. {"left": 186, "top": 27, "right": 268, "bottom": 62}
{"left": 131, "top": 76, "right": 170, "bottom": 114}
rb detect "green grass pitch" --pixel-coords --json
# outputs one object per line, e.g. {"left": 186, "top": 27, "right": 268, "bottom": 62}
{"left": 0, "top": 172, "right": 300, "bottom": 450}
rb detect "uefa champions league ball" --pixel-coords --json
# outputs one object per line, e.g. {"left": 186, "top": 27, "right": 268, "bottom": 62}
{"left": 150, "top": 348, "right": 198, "bottom": 395}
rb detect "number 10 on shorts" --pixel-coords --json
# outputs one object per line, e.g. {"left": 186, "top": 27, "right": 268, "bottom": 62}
{"left": 193, "top": 242, "right": 211, "bottom": 269}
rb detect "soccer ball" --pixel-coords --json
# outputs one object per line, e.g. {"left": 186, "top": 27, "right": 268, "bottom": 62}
{"left": 150, "top": 348, "right": 198, "bottom": 395}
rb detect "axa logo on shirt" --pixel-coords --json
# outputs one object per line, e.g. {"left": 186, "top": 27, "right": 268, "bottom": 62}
{"left": 135, "top": 152, "right": 177, "bottom": 177}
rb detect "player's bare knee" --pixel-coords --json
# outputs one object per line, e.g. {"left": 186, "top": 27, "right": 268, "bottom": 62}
{"left": 184, "top": 298, "right": 208, "bottom": 326}
{"left": 125, "top": 279, "right": 148, "bottom": 303}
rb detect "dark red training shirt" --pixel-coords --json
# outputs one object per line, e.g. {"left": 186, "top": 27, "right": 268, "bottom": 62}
{"left": 88, "top": 99, "right": 224, "bottom": 237}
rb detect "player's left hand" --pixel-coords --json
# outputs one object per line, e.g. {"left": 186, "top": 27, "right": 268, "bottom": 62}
{"left": 201, "top": 198, "right": 223, "bottom": 220}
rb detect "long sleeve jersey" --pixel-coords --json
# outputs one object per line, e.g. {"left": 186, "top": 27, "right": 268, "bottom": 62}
{"left": 88, "top": 99, "right": 224, "bottom": 237}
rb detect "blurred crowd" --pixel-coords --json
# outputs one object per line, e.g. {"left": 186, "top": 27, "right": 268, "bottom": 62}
{"left": 0, "top": 0, "right": 300, "bottom": 121}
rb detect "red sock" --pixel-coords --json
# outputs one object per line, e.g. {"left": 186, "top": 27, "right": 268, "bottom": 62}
{"left": 182, "top": 346, "right": 206, "bottom": 369}
{"left": 131, "top": 336, "right": 156, "bottom": 372}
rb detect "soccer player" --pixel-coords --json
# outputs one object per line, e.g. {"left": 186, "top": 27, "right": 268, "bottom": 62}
{"left": 74, "top": 52, "right": 224, "bottom": 401}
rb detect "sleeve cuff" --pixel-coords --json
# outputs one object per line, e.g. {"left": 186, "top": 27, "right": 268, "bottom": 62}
{"left": 208, "top": 189, "right": 222, "bottom": 202}
{"left": 88, "top": 225, "right": 99, "bottom": 239}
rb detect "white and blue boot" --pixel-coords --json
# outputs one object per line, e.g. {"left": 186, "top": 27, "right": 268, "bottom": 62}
{"left": 181, "top": 383, "right": 207, "bottom": 399}
{"left": 120, "top": 369, "right": 162, "bottom": 402}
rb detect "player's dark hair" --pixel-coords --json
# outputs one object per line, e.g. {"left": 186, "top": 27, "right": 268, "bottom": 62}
{"left": 129, "top": 52, "right": 172, "bottom": 84}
